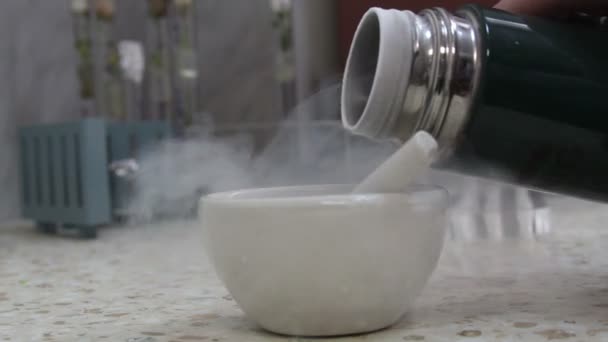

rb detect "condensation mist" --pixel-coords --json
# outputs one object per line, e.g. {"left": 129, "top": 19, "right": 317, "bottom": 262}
{"left": 126, "top": 81, "right": 551, "bottom": 243}
{"left": 127, "top": 84, "right": 397, "bottom": 222}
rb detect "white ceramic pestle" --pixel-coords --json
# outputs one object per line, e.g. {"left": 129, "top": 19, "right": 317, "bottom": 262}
{"left": 353, "top": 131, "right": 438, "bottom": 194}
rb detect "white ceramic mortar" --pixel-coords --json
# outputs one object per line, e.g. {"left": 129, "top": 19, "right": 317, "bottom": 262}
{"left": 199, "top": 184, "right": 448, "bottom": 336}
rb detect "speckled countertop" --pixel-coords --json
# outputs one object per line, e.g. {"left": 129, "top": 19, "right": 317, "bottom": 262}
{"left": 1, "top": 197, "right": 608, "bottom": 342}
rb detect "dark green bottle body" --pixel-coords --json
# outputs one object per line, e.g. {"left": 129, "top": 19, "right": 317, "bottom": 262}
{"left": 441, "top": 6, "right": 608, "bottom": 201}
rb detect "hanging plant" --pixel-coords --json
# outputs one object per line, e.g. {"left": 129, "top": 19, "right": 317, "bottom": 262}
{"left": 71, "top": 0, "right": 95, "bottom": 100}
{"left": 172, "top": 0, "right": 198, "bottom": 129}
{"left": 77, "top": 62, "right": 95, "bottom": 99}
{"left": 150, "top": 53, "right": 164, "bottom": 69}
{"left": 95, "top": 0, "right": 115, "bottom": 22}
{"left": 270, "top": 0, "right": 293, "bottom": 53}
{"left": 93, "top": 0, "right": 126, "bottom": 120}
{"left": 174, "top": 0, "right": 193, "bottom": 16}
{"left": 146, "top": 0, "right": 173, "bottom": 122}
{"left": 71, "top": 0, "right": 88, "bottom": 15}
{"left": 270, "top": 0, "right": 296, "bottom": 112}
{"left": 174, "top": 0, "right": 194, "bottom": 49}
{"left": 270, "top": 0, "right": 295, "bottom": 84}
{"left": 105, "top": 42, "right": 121, "bottom": 74}
{"left": 104, "top": 39, "right": 127, "bottom": 120}
{"left": 75, "top": 39, "right": 91, "bottom": 60}
{"left": 148, "top": 0, "right": 170, "bottom": 19}
{"left": 75, "top": 39, "right": 94, "bottom": 99}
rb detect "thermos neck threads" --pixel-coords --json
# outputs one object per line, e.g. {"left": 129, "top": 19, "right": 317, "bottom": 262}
{"left": 341, "top": 7, "right": 482, "bottom": 147}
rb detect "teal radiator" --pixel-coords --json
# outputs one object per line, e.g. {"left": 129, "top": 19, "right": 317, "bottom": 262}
{"left": 19, "top": 118, "right": 171, "bottom": 238}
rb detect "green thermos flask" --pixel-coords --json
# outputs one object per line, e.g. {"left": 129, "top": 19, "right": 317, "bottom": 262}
{"left": 341, "top": 5, "right": 608, "bottom": 201}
